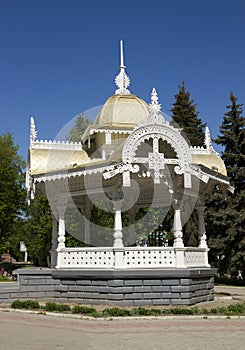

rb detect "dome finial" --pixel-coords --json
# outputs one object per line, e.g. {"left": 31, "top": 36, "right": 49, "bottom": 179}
{"left": 115, "top": 40, "right": 131, "bottom": 94}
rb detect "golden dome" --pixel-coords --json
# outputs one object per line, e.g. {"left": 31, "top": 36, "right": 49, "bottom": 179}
{"left": 94, "top": 94, "right": 150, "bottom": 127}
{"left": 192, "top": 153, "right": 227, "bottom": 176}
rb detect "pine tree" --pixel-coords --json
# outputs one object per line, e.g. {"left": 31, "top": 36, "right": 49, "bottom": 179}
{"left": 216, "top": 92, "right": 245, "bottom": 191}
{"left": 170, "top": 81, "right": 206, "bottom": 146}
{"left": 170, "top": 82, "right": 206, "bottom": 245}
{"left": 206, "top": 92, "right": 245, "bottom": 279}
{"left": 66, "top": 113, "right": 90, "bottom": 142}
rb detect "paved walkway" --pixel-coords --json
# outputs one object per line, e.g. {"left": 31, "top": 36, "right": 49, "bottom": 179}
{"left": 1, "top": 310, "right": 245, "bottom": 350}
{"left": 0, "top": 284, "right": 244, "bottom": 349}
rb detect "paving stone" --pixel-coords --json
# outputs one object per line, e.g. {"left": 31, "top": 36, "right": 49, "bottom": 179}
{"left": 152, "top": 299, "right": 171, "bottom": 305}
{"left": 76, "top": 280, "right": 92, "bottom": 286}
{"left": 143, "top": 279, "right": 161, "bottom": 286}
{"left": 108, "top": 293, "right": 124, "bottom": 300}
{"left": 171, "top": 285, "right": 190, "bottom": 292}
{"left": 134, "top": 286, "right": 151, "bottom": 293}
{"left": 143, "top": 293, "right": 162, "bottom": 299}
{"left": 124, "top": 293, "right": 142, "bottom": 300}
{"left": 124, "top": 280, "right": 143, "bottom": 286}
{"left": 108, "top": 280, "right": 123, "bottom": 287}
{"left": 152, "top": 286, "right": 170, "bottom": 292}
{"left": 91, "top": 280, "right": 108, "bottom": 286}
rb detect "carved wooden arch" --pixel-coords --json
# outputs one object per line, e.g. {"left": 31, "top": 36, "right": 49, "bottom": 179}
{"left": 122, "top": 123, "right": 193, "bottom": 188}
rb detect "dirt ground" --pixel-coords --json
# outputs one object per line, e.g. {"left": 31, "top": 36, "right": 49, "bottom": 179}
{"left": 0, "top": 285, "right": 244, "bottom": 350}
{"left": 0, "top": 308, "right": 245, "bottom": 350}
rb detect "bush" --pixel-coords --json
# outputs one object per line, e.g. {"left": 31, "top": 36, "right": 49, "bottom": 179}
{"left": 149, "top": 308, "right": 162, "bottom": 316}
{"left": 45, "top": 302, "right": 71, "bottom": 312}
{"left": 102, "top": 307, "right": 131, "bottom": 317}
{"left": 215, "top": 276, "right": 245, "bottom": 286}
{"left": 130, "top": 307, "right": 152, "bottom": 316}
{"left": 72, "top": 305, "right": 97, "bottom": 315}
{"left": 170, "top": 307, "right": 193, "bottom": 315}
{"left": 227, "top": 303, "right": 245, "bottom": 314}
{"left": 11, "top": 300, "right": 40, "bottom": 309}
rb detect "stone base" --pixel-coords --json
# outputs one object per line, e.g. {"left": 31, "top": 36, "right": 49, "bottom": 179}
{"left": 0, "top": 268, "right": 216, "bottom": 306}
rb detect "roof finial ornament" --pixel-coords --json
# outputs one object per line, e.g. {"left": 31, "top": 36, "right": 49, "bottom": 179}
{"left": 30, "top": 116, "right": 37, "bottom": 145}
{"left": 204, "top": 126, "right": 211, "bottom": 150}
{"left": 146, "top": 88, "right": 165, "bottom": 125}
{"left": 149, "top": 87, "right": 162, "bottom": 113}
{"left": 204, "top": 126, "right": 217, "bottom": 154}
{"left": 115, "top": 40, "right": 130, "bottom": 95}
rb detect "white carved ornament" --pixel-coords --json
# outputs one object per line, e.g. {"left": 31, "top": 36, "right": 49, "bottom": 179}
{"left": 115, "top": 40, "right": 131, "bottom": 95}
{"left": 30, "top": 117, "right": 37, "bottom": 145}
{"left": 121, "top": 123, "right": 193, "bottom": 187}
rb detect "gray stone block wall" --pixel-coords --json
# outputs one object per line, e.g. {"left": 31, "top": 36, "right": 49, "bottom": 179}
{"left": 0, "top": 268, "right": 216, "bottom": 306}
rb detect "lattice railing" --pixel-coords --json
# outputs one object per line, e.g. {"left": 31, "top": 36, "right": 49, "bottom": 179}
{"left": 124, "top": 247, "right": 175, "bottom": 267}
{"left": 184, "top": 248, "right": 209, "bottom": 267}
{"left": 57, "top": 248, "right": 114, "bottom": 268}
{"left": 56, "top": 247, "right": 209, "bottom": 269}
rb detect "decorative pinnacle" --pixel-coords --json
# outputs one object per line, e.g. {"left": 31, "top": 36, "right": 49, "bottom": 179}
{"left": 115, "top": 40, "right": 130, "bottom": 94}
{"left": 149, "top": 88, "right": 162, "bottom": 113}
{"left": 204, "top": 126, "right": 211, "bottom": 149}
{"left": 30, "top": 116, "right": 37, "bottom": 144}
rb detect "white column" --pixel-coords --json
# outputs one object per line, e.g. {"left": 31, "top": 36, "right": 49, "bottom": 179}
{"left": 113, "top": 201, "right": 123, "bottom": 248}
{"left": 173, "top": 201, "right": 186, "bottom": 268}
{"left": 196, "top": 205, "right": 210, "bottom": 267}
{"left": 57, "top": 205, "right": 66, "bottom": 250}
{"left": 173, "top": 206, "right": 184, "bottom": 248}
{"left": 196, "top": 206, "right": 208, "bottom": 248}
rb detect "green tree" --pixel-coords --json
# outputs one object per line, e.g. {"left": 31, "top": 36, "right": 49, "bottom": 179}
{"left": 170, "top": 83, "right": 206, "bottom": 245}
{"left": 0, "top": 133, "right": 26, "bottom": 253}
{"left": 170, "top": 81, "right": 206, "bottom": 146}
{"left": 23, "top": 196, "right": 53, "bottom": 266}
{"left": 206, "top": 92, "right": 245, "bottom": 279}
{"left": 66, "top": 113, "right": 90, "bottom": 142}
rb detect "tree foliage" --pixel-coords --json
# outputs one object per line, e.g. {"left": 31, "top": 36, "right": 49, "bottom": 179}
{"left": 206, "top": 92, "right": 245, "bottom": 279}
{"left": 66, "top": 113, "right": 90, "bottom": 142}
{"left": 169, "top": 82, "right": 206, "bottom": 245}
{"left": 0, "top": 133, "right": 26, "bottom": 253}
{"left": 170, "top": 81, "right": 206, "bottom": 146}
{"left": 24, "top": 196, "right": 53, "bottom": 266}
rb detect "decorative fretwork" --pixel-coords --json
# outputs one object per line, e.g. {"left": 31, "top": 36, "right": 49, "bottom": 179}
{"left": 122, "top": 123, "right": 193, "bottom": 188}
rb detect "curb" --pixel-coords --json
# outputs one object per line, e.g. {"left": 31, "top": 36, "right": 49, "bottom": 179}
{"left": 1, "top": 308, "right": 245, "bottom": 321}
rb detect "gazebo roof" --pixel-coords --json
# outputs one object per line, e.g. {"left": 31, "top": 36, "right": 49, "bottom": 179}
{"left": 94, "top": 94, "right": 150, "bottom": 127}
{"left": 26, "top": 41, "right": 230, "bottom": 196}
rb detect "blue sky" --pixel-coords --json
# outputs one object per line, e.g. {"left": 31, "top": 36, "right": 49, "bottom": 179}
{"left": 1, "top": 0, "right": 245, "bottom": 159}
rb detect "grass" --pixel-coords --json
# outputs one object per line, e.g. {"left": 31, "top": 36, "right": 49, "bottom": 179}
{"left": 0, "top": 275, "right": 11, "bottom": 282}
{"left": 9, "top": 300, "right": 245, "bottom": 317}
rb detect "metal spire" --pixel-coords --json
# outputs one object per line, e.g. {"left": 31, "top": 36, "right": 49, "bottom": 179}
{"left": 115, "top": 40, "right": 130, "bottom": 94}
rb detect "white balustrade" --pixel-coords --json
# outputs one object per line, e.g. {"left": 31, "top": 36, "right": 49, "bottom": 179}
{"left": 53, "top": 246, "right": 211, "bottom": 269}
{"left": 184, "top": 248, "right": 209, "bottom": 267}
{"left": 124, "top": 247, "right": 175, "bottom": 268}
{"left": 57, "top": 248, "right": 114, "bottom": 268}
